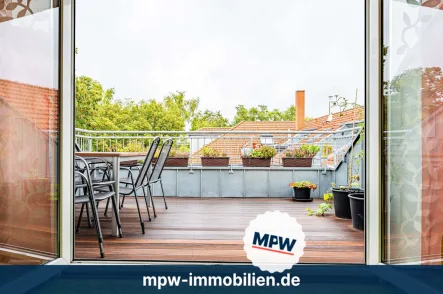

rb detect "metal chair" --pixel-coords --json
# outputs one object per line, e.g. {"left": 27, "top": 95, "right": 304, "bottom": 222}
{"left": 74, "top": 157, "right": 123, "bottom": 258}
{"left": 104, "top": 137, "right": 161, "bottom": 234}
{"left": 145, "top": 139, "right": 173, "bottom": 217}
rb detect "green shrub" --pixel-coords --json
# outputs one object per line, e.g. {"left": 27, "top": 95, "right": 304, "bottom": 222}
{"left": 285, "top": 144, "right": 320, "bottom": 158}
{"left": 246, "top": 146, "right": 277, "bottom": 159}
{"left": 201, "top": 147, "right": 227, "bottom": 157}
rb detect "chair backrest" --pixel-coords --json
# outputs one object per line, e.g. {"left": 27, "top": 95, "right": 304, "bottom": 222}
{"left": 74, "top": 156, "right": 96, "bottom": 196}
{"left": 148, "top": 139, "right": 173, "bottom": 183}
{"left": 134, "top": 137, "right": 161, "bottom": 188}
{"left": 75, "top": 142, "right": 82, "bottom": 152}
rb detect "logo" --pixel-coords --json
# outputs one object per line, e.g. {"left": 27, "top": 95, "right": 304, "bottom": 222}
{"left": 243, "top": 211, "right": 306, "bottom": 273}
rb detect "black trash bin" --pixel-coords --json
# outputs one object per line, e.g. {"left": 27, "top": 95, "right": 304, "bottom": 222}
{"left": 349, "top": 192, "right": 364, "bottom": 230}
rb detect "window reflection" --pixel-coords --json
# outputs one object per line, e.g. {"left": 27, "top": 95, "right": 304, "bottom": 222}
{"left": 0, "top": 0, "right": 59, "bottom": 264}
{"left": 383, "top": 0, "right": 443, "bottom": 264}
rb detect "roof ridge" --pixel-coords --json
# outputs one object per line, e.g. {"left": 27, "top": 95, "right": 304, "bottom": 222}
{"left": 0, "top": 78, "right": 58, "bottom": 92}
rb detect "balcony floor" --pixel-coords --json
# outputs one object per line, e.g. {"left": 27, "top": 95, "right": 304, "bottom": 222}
{"left": 75, "top": 197, "right": 364, "bottom": 263}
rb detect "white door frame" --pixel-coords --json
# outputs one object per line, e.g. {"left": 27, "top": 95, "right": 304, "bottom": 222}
{"left": 54, "top": 0, "right": 383, "bottom": 266}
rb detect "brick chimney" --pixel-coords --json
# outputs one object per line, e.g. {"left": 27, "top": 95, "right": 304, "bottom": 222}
{"left": 296, "top": 90, "right": 305, "bottom": 130}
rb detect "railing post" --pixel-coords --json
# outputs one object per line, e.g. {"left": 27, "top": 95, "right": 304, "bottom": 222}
{"left": 88, "top": 133, "right": 92, "bottom": 152}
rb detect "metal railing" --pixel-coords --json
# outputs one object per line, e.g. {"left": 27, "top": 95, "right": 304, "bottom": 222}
{"left": 75, "top": 127, "right": 362, "bottom": 168}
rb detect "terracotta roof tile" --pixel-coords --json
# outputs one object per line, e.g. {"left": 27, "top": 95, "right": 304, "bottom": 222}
{"left": 197, "top": 127, "right": 233, "bottom": 132}
{"left": 0, "top": 79, "right": 58, "bottom": 131}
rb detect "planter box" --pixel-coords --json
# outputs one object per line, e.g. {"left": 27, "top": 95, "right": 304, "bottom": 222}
{"left": 201, "top": 157, "right": 229, "bottom": 167}
{"left": 242, "top": 158, "right": 271, "bottom": 167}
{"left": 292, "top": 187, "right": 312, "bottom": 202}
{"left": 282, "top": 157, "right": 313, "bottom": 167}
{"left": 153, "top": 157, "right": 189, "bottom": 167}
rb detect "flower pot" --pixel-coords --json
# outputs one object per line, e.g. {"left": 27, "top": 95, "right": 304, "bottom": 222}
{"left": 242, "top": 158, "right": 272, "bottom": 167}
{"left": 282, "top": 157, "right": 313, "bottom": 167}
{"left": 201, "top": 157, "right": 229, "bottom": 167}
{"left": 292, "top": 187, "right": 313, "bottom": 202}
{"left": 332, "top": 188, "right": 352, "bottom": 219}
{"left": 349, "top": 192, "right": 365, "bottom": 230}
{"left": 153, "top": 157, "right": 189, "bottom": 167}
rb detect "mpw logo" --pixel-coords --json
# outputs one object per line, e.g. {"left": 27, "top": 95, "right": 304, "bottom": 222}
{"left": 252, "top": 232, "right": 296, "bottom": 256}
{"left": 243, "top": 211, "right": 305, "bottom": 272}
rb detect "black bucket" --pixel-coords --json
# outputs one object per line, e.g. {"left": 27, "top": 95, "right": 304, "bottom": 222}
{"left": 332, "top": 188, "right": 352, "bottom": 219}
{"left": 349, "top": 192, "right": 364, "bottom": 230}
{"left": 292, "top": 187, "right": 312, "bottom": 202}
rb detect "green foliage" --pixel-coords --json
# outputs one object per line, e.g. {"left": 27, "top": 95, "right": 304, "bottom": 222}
{"left": 191, "top": 110, "right": 230, "bottom": 131}
{"left": 121, "top": 141, "right": 144, "bottom": 152}
{"left": 169, "top": 144, "right": 190, "bottom": 158}
{"left": 307, "top": 189, "right": 334, "bottom": 217}
{"left": 307, "top": 203, "right": 332, "bottom": 217}
{"left": 75, "top": 76, "right": 201, "bottom": 132}
{"left": 201, "top": 147, "right": 227, "bottom": 157}
{"left": 289, "top": 181, "right": 317, "bottom": 190}
{"left": 233, "top": 105, "right": 295, "bottom": 125}
{"left": 285, "top": 144, "right": 320, "bottom": 158}
{"left": 247, "top": 146, "right": 277, "bottom": 159}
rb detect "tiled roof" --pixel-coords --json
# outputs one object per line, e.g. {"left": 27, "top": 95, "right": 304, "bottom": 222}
{"left": 0, "top": 79, "right": 59, "bottom": 131}
{"left": 191, "top": 107, "right": 364, "bottom": 165}
{"left": 197, "top": 127, "right": 233, "bottom": 132}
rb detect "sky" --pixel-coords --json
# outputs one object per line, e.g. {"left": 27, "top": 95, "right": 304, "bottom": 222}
{"left": 75, "top": 0, "right": 365, "bottom": 121}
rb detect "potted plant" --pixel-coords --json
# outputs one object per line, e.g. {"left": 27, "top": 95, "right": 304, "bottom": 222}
{"left": 242, "top": 145, "right": 277, "bottom": 167}
{"left": 283, "top": 144, "right": 320, "bottom": 167}
{"left": 289, "top": 181, "right": 317, "bottom": 202}
{"left": 331, "top": 179, "right": 363, "bottom": 219}
{"left": 349, "top": 190, "right": 364, "bottom": 230}
{"left": 307, "top": 191, "right": 334, "bottom": 216}
{"left": 201, "top": 147, "right": 229, "bottom": 167}
{"left": 153, "top": 145, "right": 190, "bottom": 167}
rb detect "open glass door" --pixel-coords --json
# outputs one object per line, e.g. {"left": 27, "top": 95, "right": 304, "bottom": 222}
{"left": 0, "top": 0, "right": 60, "bottom": 264}
{"left": 382, "top": 0, "right": 443, "bottom": 265}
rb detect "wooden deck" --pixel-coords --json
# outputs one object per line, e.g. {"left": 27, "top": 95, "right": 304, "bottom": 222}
{"left": 75, "top": 197, "right": 364, "bottom": 263}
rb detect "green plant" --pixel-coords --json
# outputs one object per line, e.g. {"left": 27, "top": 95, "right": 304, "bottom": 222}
{"left": 288, "top": 181, "right": 317, "bottom": 190}
{"left": 245, "top": 146, "right": 277, "bottom": 159}
{"left": 285, "top": 144, "right": 320, "bottom": 158}
{"left": 121, "top": 140, "right": 144, "bottom": 152}
{"left": 169, "top": 144, "right": 190, "bottom": 158}
{"left": 201, "top": 147, "right": 227, "bottom": 157}
{"left": 307, "top": 190, "right": 334, "bottom": 217}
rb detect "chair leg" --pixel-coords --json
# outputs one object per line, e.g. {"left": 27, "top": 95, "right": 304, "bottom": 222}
{"left": 110, "top": 195, "right": 123, "bottom": 238}
{"left": 120, "top": 183, "right": 129, "bottom": 209}
{"left": 104, "top": 198, "right": 110, "bottom": 216}
{"left": 148, "top": 185, "right": 157, "bottom": 218}
{"left": 85, "top": 202, "right": 93, "bottom": 228}
{"left": 159, "top": 180, "right": 168, "bottom": 210}
{"left": 76, "top": 203, "right": 85, "bottom": 234}
{"left": 142, "top": 186, "right": 152, "bottom": 222}
{"left": 89, "top": 199, "right": 105, "bottom": 258}
{"left": 120, "top": 195, "right": 126, "bottom": 209}
{"left": 133, "top": 193, "right": 145, "bottom": 234}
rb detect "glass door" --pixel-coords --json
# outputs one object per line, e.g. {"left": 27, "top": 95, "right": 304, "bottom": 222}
{"left": 382, "top": 0, "right": 443, "bottom": 264}
{"left": 0, "top": 0, "right": 60, "bottom": 264}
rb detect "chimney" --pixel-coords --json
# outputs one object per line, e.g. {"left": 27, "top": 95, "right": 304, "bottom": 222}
{"left": 296, "top": 90, "right": 305, "bottom": 130}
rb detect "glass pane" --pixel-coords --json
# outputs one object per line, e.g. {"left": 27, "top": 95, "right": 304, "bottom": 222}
{"left": 0, "top": 0, "right": 59, "bottom": 264}
{"left": 383, "top": 0, "right": 443, "bottom": 264}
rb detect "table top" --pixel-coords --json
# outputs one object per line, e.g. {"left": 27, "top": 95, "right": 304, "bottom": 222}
{"left": 76, "top": 152, "right": 146, "bottom": 158}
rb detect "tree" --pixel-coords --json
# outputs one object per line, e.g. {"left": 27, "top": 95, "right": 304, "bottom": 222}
{"left": 75, "top": 76, "right": 115, "bottom": 130}
{"left": 232, "top": 105, "right": 295, "bottom": 125}
{"left": 191, "top": 110, "right": 230, "bottom": 131}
